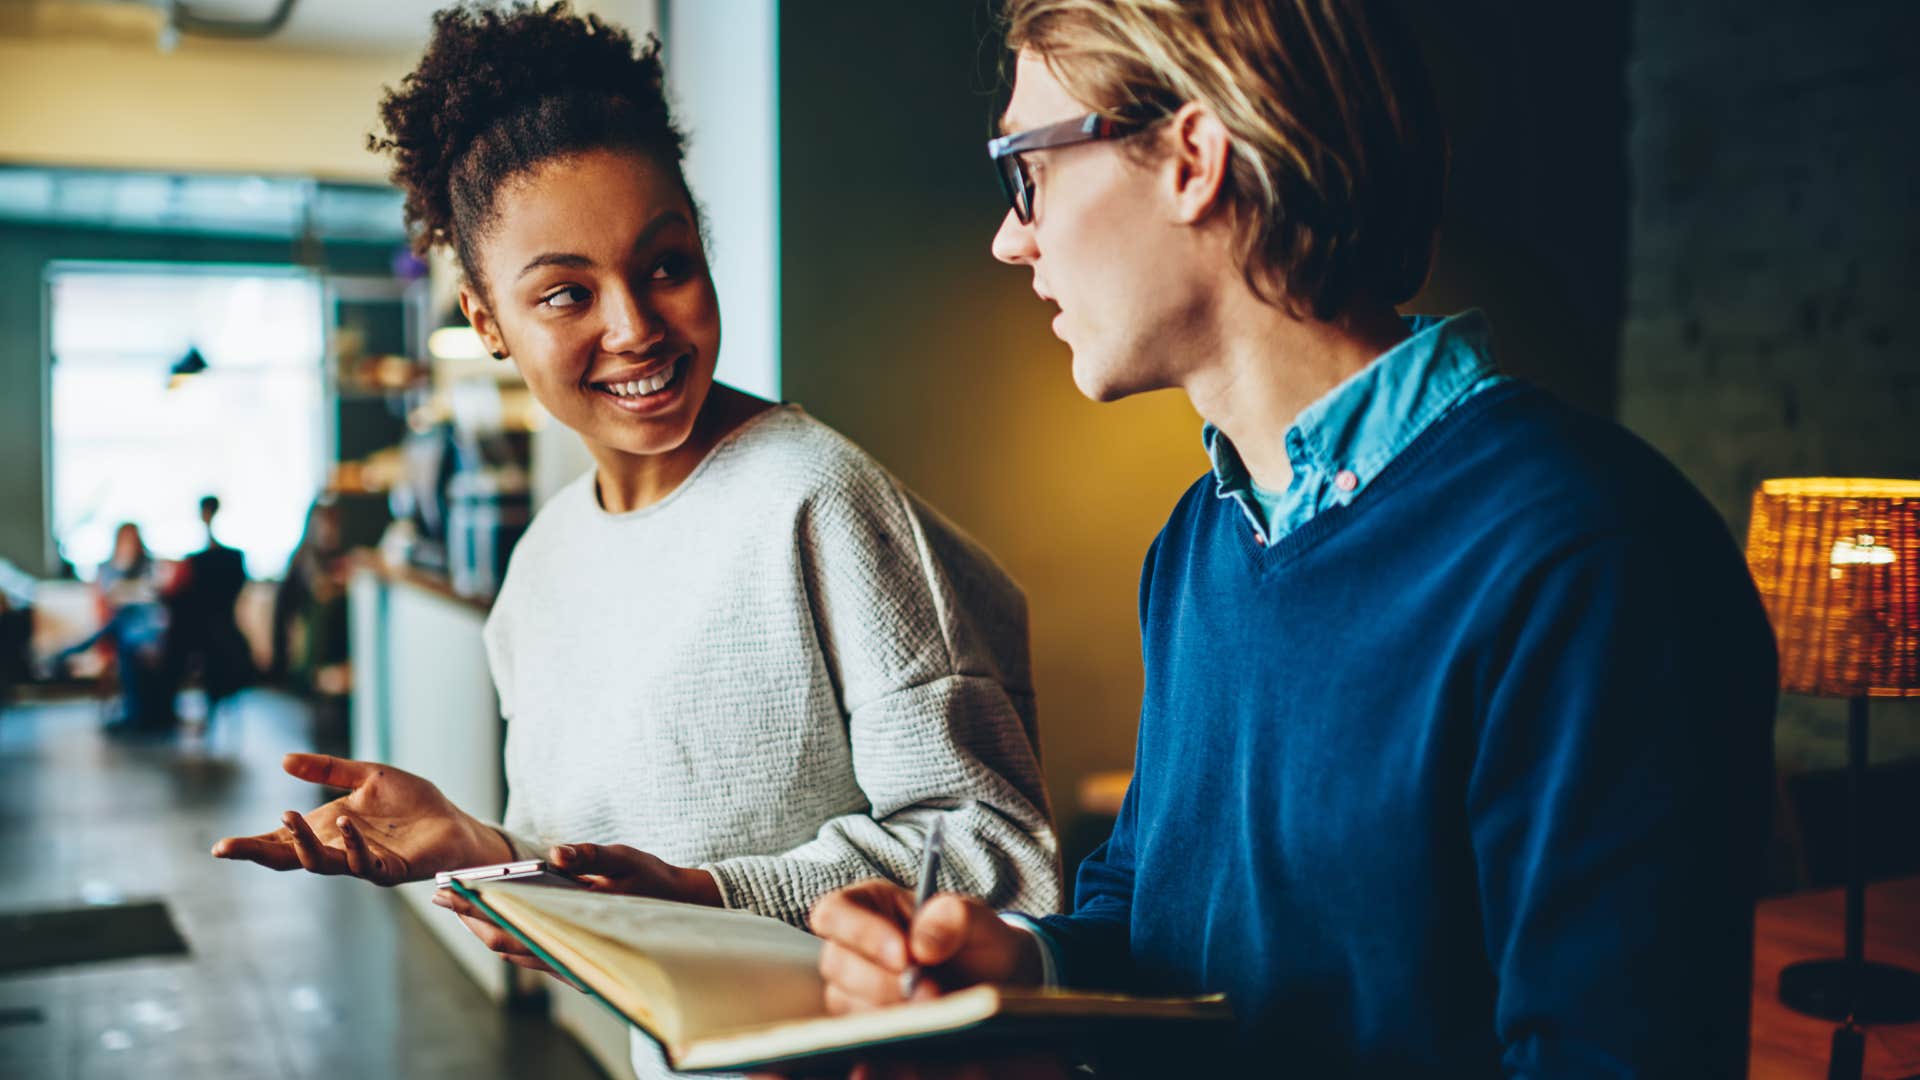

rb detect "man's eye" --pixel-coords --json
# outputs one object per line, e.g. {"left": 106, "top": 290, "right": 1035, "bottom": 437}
{"left": 542, "top": 286, "right": 589, "bottom": 309}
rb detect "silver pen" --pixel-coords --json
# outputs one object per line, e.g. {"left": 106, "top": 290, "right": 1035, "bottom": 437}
{"left": 899, "top": 816, "right": 947, "bottom": 999}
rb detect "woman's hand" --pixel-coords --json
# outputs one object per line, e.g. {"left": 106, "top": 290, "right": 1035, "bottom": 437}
{"left": 546, "top": 841, "right": 723, "bottom": 905}
{"left": 210, "top": 753, "right": 511, "bottom": 885}
{"left": 431, "top": 886, "right": 560, "bottom": 975}
{"left": 432, "top": 842, "right": 723, "bottom": 978}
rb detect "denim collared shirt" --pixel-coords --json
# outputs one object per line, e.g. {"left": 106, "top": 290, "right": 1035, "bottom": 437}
{"left": 1205, "top": 310, "right": 1506, "bottom": 546}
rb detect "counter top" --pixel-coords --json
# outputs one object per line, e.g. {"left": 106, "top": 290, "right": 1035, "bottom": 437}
{"left": 347, "top": 549, "right": 493, "bottom": 616}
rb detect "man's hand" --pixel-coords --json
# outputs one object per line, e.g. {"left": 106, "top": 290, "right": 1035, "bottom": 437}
{"left": 808, "top": 880, "right": 1045, "bottom": 1014}
{"left": 210, "top": 753, "right": 510, "bottom": 885}
{"left": 433, "top": 842, "right": 723, "bottom": 978}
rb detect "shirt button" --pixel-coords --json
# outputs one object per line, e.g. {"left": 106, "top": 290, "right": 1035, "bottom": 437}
{"left": 1334, "top": 470, "right": 1359, "bottom": 492}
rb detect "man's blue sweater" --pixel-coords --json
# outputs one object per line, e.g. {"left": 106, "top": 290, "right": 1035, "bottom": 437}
{"left": 1037, "top": 382, "right": 1778, "bottom": 1076}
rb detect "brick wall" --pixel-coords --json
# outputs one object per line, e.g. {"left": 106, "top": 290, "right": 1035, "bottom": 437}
{"left": 1621, "top": 2, "right": 1920, "bottom": 768}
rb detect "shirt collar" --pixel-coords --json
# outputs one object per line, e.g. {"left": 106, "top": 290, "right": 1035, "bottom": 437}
{"left": 1203, "top": 424, "right": 1267, "bottom": 536}
{"left": 1203, "top": 309, "right": 1497, "bottom": 502}
{"left": 1204, "top": 416, "right": 1253, "bottom": 496}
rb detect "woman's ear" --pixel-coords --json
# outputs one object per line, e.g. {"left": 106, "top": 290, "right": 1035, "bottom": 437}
{"left": 1166, "top": 101, "right": 1232, "bottom": 226}
{"left": 458, "top": 284, "right": 510, "bottom": 360}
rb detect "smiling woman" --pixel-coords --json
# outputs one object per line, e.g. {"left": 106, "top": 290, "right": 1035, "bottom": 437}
{"left": 208, "top": 4, "right": 1062, "bottom": 1077}
{"left": 461, "top": 149, "right": 725, "bottom": 509}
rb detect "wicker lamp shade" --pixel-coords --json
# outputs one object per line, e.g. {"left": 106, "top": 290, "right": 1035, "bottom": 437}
{"left": 1745, "top": 478, "right": 1920, "bottom": 698}
{"left": 1747, "top": 478, "right": 1920, "bottom": 1049}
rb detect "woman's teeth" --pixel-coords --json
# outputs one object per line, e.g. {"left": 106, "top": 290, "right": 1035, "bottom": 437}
{"left": 601, "top": 362, "right": 677, "bottom": 398}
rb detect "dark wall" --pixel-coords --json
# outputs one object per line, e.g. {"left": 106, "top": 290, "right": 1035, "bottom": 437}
{"left": 1620, "top": 2, "right": 1920, "bottom": 770}
{"left": 781, "top": 0, "right": 1210, "bottom": 816}
{"left": 778, "top": 1, "right": 1630, "bottom": 814}
{"left": 1404, "top": 4, "right": 1628, "bottom": 415}
{"left": 0, "top": 223, "right": 393, "bottom": 576}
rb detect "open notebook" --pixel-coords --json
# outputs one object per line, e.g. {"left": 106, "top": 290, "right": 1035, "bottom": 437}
{"left": 451, "top": 880, "right": 1231, "bottom": 1074}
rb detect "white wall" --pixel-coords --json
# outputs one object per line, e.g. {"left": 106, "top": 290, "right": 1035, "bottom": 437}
{"left": 346, "top": 570, "right": 510, "bottom": 998}
{"left": 665, "top": 0, "right": 781, "bottom": 400}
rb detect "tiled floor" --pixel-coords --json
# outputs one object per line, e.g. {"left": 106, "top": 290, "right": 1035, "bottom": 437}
{"left": 0, "top": 691, "right": 604, "bottom": 1080}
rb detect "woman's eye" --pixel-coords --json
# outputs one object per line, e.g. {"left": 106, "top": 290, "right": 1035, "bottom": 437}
{"left": 651, "top": 253, "right": 691, "bottom": 281}
{"left": 542, "top": 285, "right": 589, "bottom": 309}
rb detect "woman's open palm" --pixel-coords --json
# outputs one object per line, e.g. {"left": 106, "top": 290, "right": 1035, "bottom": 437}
{"left": 211, "top": 753, "right": 510, "bottom": 886}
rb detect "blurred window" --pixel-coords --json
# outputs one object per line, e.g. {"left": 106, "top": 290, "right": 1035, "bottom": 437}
{"left": 48, "top": 264, "right": 326, "bottom": 579}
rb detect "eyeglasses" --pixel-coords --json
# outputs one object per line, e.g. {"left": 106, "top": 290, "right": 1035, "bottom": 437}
{"left": 987, "top": 110, "right": 1159, "bottom": 224}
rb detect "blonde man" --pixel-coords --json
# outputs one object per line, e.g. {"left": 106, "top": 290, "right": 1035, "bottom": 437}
{"left": 809, "top": 0, "right": 1778, "bottom": 1075}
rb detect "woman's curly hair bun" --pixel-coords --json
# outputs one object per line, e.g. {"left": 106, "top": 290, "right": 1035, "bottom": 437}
{"left": 371, "top": 1, "right": 687, "bottom": 281}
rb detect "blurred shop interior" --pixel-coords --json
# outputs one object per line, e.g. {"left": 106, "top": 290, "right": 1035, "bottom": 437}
{"left": 0, "top": 1, "right": 1917, "bottom": 1079}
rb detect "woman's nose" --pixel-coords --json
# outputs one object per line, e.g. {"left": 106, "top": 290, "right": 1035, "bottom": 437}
{"left": 600, "top": 285, "right": 663, "bottom": 354}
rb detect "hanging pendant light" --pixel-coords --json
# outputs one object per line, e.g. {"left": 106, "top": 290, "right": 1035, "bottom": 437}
{"left": 168, "top": 345, "right": 208, "bottom": 390}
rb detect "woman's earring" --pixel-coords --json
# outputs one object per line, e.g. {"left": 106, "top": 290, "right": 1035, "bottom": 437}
{"left": 491, "top": 350, "right": 507, "bottom": 361}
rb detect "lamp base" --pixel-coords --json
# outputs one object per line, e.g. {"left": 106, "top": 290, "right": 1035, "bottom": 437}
{"left": 1779, "top": 959, "right": 1920, "bottom": 1024}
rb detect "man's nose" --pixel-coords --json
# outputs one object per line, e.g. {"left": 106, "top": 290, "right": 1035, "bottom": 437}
{"left": 990, "top": 208, "right": 1037, "bottom": 266}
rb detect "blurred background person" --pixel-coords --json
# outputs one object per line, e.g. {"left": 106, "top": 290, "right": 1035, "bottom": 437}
{"left": 53, "top": 521, "right": 175, "bottom": 732}
{"left": 268, "top": 497, "right": 348, "bottom": 693}
{"left": 163, "top": 495, "right": 255, "bottom": 731}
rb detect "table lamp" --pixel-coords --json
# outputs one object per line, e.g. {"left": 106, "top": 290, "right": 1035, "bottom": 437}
{"left": 1746, "top": 478, "right": 1920, "bottom": 1076}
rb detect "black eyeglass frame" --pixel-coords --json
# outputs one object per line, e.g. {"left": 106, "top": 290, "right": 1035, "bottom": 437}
{"left": 987, "top": 110, "right": 1159, "bottom": 224}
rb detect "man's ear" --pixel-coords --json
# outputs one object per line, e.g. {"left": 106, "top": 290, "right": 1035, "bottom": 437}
{"left": 1165, "top": 101, "right": 1232, "bottom": 225}
{"left": 458, "top": 284, "right": 509, "bottom": 359}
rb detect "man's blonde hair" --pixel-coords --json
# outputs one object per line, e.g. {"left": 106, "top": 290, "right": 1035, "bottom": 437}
{"left": 1003, "top": 0, "right": 1447, "bottom": 320}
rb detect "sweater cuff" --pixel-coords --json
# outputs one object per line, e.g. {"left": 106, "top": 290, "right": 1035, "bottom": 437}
{"left": 701, "top": 856, "right": 836, "bottom": 928}
{"left": 998, "top": 912, "right": 1061, "bottom": 989}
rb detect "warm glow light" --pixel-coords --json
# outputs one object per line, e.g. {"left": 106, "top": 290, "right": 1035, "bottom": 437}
{"left": 428, "top": 326, "right": 488, "bottom": 361}
{"left": 1746, "top": 477, "right": 1920, "bottom": 698}
{"left": 1759, "top": 478, "right": 1920, "bottom": 499}
{"left": 1831, "top": 536, "right": 1897, "bottom": 567}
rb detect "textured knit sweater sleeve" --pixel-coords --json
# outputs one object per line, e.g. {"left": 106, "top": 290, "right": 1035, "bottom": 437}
{"left": 1468, "top": 528, "right": 1775, "bottom": 1077}
{"left": 700, "top": 459, "right": 1062, "bottom": 927}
